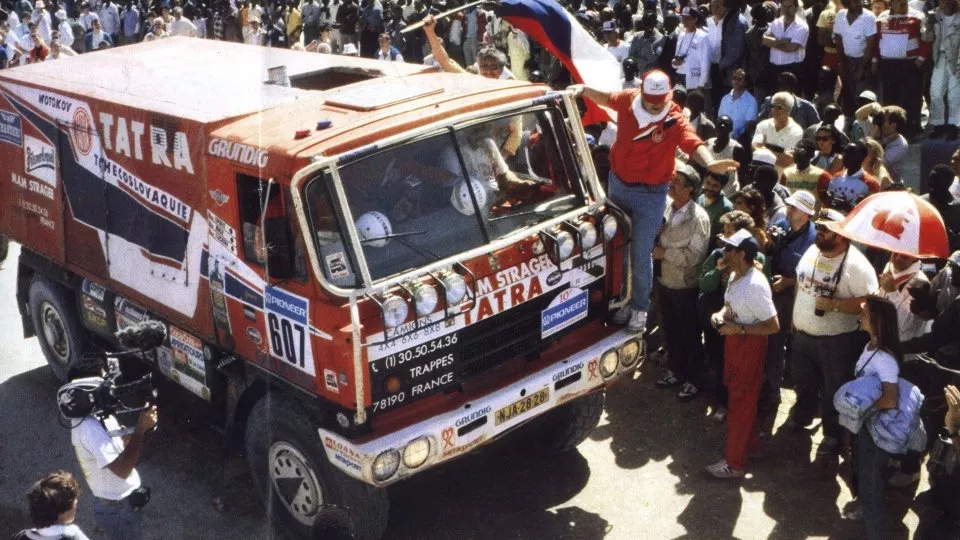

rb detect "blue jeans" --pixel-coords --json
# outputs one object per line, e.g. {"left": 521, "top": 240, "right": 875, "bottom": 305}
{"left": 93, "top": 497, "right": 143, "bottom": 540}
{"left": 606, "top": 172, "right": 668, "bottom": 312}
{"left": 855, "top": 428, "right": 890, "bottom": 540}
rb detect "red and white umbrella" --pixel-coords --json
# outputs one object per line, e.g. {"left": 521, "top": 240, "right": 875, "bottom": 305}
{"left": 827, "top": 191, "right": 950, "bottom": 259}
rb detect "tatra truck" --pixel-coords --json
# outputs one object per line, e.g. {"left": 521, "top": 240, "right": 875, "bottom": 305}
{"left": 0, "top": 38, "right": 639, "bottom": 539}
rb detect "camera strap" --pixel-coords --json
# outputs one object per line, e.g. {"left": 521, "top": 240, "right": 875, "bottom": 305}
{"left": 813, "top": 247, "right": 850, "bottom": 299}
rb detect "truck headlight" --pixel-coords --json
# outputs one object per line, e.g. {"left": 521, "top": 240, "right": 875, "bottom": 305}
{"left": 402, "top": 437, "right": 431, "bottom": 469}
{"left": 412, "top": 284, "right": 438, "bottom": 317}
{"left": 577, "top": 220, "right": 598, "bottom": 250}
{"left": 373, "top": 449, "right": 401, "bottom": 482}
{"left": 599, "top": 349, "right": 619, "bottom": 378}
{"left": 619, "top": 339, "right": 641, "bottom": 368}
{"left": 556, "top": 230, "right": 575, "bottom": 260}
{"left": 382, "top": 295, "right": 409, "bottom": 328}
{"left": 439, "top": 272, "right": 467, "bottom": 306}
{"left": 602, "top": 214, "right": 618, "bottom": 241}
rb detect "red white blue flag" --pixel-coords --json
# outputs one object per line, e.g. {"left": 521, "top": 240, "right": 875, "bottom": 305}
{"left": 495, "top": 0, "right": 621, "bottom": 124}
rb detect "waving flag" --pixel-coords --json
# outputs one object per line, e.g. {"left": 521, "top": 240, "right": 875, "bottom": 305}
{"left": 494, "top": 0, "right": 621, "bottom": 125}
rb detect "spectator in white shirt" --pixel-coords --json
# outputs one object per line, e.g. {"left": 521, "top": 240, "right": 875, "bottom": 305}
{"left": 243, "top": 14, "right": 265, "bottom": 45}
{"left": 375, "top": 31, "right": 403, "bottom": 61}
{"left": 752, "top": 92, "right": 804, "bottom": 172}
{"left": 169, "top": 6, "right": 198, "bottom": 37}
{"left": 98, "top": 0, "right": 120, "bottom": 41}
{"left": 30, "top": 0, "right": 52, "bottom": 43}
{"left": 143, "top": 17, "right": 168, "bottom": 41}
{"left": 602, "top": 20, "right": 630, "bottom": 65}
{"left": 54, "top": 9, "right": 73, "bottom": 48}
{"left": 763, "top": 0, "right": 809, "bottom": 81}
{"left": 833, "top": 0, "right": 878, "bottom": 117}
{"left": 78, "top": 2, "right": 97, "bottom": 31}
{"left": 673, "top": 5, "right": 712, "bottom": 91}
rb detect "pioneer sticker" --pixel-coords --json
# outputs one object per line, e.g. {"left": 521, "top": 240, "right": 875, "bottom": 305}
{"left": 24, "top": 135, "right": 57, "bottom": 187}
{"left": 541, "top": 288, "right": 588, "bottom": 338}
{"left": 0, "top": 111, "right": 22, "bottom": 147}
{"left": 264, "top": 287, "right": 315, "bottom": 376}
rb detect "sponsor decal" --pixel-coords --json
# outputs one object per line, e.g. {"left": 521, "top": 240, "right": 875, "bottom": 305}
{"left": 98, "top": 154, "right": 192, "bottom": 223}
{"left": 207, "top": 211, "right": 237, "bottom": 254}
{"left": 556, "top": 387, "right": 596, "bottom": 406}
{"left": 209, "top": 189, "right": 229, "bottom": 206}
{"left": 114, "top": 297, "right": 149, "bottom": 331}
{"left": 71, "top": 107, "right": 92, "bottom": 155}
{"left": 81, "top": 295, "right": 109, "bottom": 332}
{"left": 0, "top": 111, "right": 22, "bottom": 147}
{"left": 38, "top": 94, "right": 73, "bottom": 112}
{"left": 454, "top": 405, "right": 492, "bottom": 428}
{"left": 440, "top": 436, "right": 486, "bottom": 459}
{"left": 587, "top": 359, "right": 599, "bottom": 380}
{"left": 545, "top": 270, "right": 562, "bottom": 287}
{"left": 168, "top": 326, "right": 210, "bottom": 401}
{"left": 98, "top": 112, "right": 194, "bottom": 174}
{"left": 245, "top": 326, "right": 262, "bottom": 344}
{"left": 24, "top": 135, "right": 57, "bottom": 187}
{"left": 441, "top": 427, "right": 456, "bottom": 450}
{"left": 324, "top": 251, "right": 350, "bottom": 280}
{"left": 157, "top": 345, "right": 174, "bottom": 374}
{"left": 208, "top": 138, "right": 269, "bottom": 169}
{"left": 552, "top": 362, "right": 585, "bottom": 382}
{"left": 82, "top": 280, "right": 107, "bottom": 301}
{"left": 264, "top": 287, "right": 315, "bottom": 376}
{"left": 323, "top": 436, "right": 363, "bottom": 472}
{"left": 541, "top": 287, "right": 589, "bottom": 339}
{"left": 324, "top": 369, "right": 339, "bottom": 394}
{"left": 11, "top": 172, "right": 54, "bottom": 200}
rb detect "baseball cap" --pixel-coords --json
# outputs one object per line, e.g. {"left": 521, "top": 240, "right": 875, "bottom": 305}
{"left": 720, "top": 229, "right": 759, "bottom": 256}
{"left": 784, "top": 190, "right": 816, "bottom": 216}
{"left": 814, "top": 208, "right": 845, "bottom": 225}
{"left": 601, "top": 20, "right": 617, "bottom": 33}
{"left": 858, "top": 90, "right": 878, "bottom": 103}
{"left": 675, "top": 162, "right": 702, "bottom": 192}
{"left": 679, "top": 5, "right": 699, "bottom": 17}
{"left": 751, "top": 148, "right": 777, "bottom": 167}
{"left": 641, "top": 70, "right": 672, "bottom": 105}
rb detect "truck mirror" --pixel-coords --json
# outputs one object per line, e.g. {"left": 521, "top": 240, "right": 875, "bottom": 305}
{"left": 264, "top": 217, "right": 295, "bottom": 280}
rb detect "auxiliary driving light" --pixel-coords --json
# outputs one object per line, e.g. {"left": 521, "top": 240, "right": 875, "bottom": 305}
{"left": 373, "top": 449, "right": 401, "bottom": 482}
{"left": 577, "top": 220, "right": 598, "bottom": 250}
{"left": 619, "top": 339, "right": 641, "bottom": 368}
{"left": 412, "top": 283, "right": 439, "bottom": 316}
{"left": 402, "top": 437, "right": 431, "bottom": 469}
{"left": 384, "top": 376, "right": 402, "bottom": 395}
{"left": 439, "top": 271, "right": 467, "bottom": 306}
{"left": 382, "top": 295, "right": 409, "bottom": 328}
{"left": 599, "top": 349, "right": 619, "bottom": 378}
{"left": 602, "top": 214, "right": 618, "bottom": 242}
{"left": 556, "top": 230, "right": 575, "bottom": 260}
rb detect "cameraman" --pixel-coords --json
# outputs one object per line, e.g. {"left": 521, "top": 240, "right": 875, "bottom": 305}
{"left": 72, "top": 405, "right": 157, "bottom": 540}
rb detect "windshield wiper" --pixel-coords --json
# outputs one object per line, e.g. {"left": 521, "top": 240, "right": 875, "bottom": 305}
{"left": 359, "top": 230, "right": 427, "bottom": 244}
{"left": 488, "top": 195, "right": 578, "bottom": 222}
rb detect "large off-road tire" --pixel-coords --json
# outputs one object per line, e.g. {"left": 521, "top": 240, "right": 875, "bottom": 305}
{"left": 527, "top": 391, "right": 605, "bottom": 454}
{"left": 245, "top": 392, "right": 389, "bottom": 540}
{"left": 28, "top": 278, "right": 89, "bottom": 383}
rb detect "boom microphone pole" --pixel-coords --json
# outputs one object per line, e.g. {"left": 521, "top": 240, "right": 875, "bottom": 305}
{"left": 401, "top": 0, "right": 494, "bottom": 34}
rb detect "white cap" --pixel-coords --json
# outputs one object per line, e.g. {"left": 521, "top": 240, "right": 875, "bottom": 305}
{"left": 784, "top": 190, "right": 816, "bottom": 216}
{"left": 641, "top": 70, "right": 671, "bottom": 104}
{"left": 752, "top": 148, "right": 777, "bottom": 167}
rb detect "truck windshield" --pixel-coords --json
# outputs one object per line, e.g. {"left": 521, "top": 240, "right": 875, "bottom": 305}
{"left": 313, "top": 108, "right": 588, "bottom": 282}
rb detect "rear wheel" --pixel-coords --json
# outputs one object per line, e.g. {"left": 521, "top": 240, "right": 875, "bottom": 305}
{"left": 527, "top": 391, "right": 605, "bottom": 454}
{"left": 244, "top": 392, "right": 389, "bottom": 540}
{"left": 28, "top": 278, "right": 88, "bottom": 383}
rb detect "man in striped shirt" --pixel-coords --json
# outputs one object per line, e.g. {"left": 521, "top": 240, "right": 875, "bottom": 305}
{"left": 876, "top": 0, "right": 928, "bottom": 137}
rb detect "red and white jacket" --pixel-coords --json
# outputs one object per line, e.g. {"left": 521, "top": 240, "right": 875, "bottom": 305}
{"left": 876, "top": 9, "right": 931, "bottom": 60}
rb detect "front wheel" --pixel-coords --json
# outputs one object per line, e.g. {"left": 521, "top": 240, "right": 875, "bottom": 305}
{"left": 244, "top": 392, "right": 389, "bottom": 540}
{"left": 526, "top": 391, "right": 606, "bottom": 454}
{"left": 28, "top": 277, "right": 89, "bottom": 383}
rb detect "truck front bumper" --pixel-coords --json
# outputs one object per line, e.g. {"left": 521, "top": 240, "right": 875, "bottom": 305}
{"left": 318, "top": 328, "right": 640, "bottom": 486}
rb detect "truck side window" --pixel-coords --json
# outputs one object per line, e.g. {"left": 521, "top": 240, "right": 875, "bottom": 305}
{"left": 237, "top": 175, "right": 283, "bottom": 266}
{"left": 304, "top": 175, "right": 358, "bottom": 288}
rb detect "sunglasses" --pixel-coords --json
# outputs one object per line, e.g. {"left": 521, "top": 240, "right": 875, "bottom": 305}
{"left": 815, "top": 136, "right": 832, "bottom": 141}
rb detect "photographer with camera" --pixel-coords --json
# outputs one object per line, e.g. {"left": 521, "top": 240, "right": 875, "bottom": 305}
{"left": 786, "top": 208, "right": 878, "bottom": 459}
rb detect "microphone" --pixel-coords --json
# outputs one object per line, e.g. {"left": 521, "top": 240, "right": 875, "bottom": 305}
{"left": 115, "top": 321, "right": 168, "bottom": 351}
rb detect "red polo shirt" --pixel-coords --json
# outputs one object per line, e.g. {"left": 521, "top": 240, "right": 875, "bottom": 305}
{"left": 607, "top": 90, "right": 704, "bottom": 185}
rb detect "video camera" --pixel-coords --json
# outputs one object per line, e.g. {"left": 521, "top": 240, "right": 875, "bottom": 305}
{"left": 56, "top": 321, "right": 166, "bottom": 423}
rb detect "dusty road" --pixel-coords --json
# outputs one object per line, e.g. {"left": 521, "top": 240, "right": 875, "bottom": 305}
{"left": 0, "top": 242, "right": 928, "bottom": 540}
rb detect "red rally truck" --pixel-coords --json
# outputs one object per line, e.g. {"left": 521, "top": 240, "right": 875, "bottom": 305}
{"left": 0, "top": 38, "right": 640, "bottom": 539}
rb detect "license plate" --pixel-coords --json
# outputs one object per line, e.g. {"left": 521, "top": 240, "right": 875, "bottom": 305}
{"left": 495, "top": 388, "right": 550, "bottom": 426}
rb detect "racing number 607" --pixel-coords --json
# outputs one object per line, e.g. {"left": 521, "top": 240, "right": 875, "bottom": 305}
{"left": 267, "top": 313, "right": 305, "bottom": 368}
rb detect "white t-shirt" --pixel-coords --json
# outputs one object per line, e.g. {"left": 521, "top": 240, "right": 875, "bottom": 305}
{"left": 72, "top": 416, "right": 141, "bottom": 500}
{"left": 605, "top": 40, "right": 630, "bottom": 64}
{"left": 768, "top": 15, "right": 809, "bottom": 65}
{"left": 723, "top": 267, "right": 777, "bottom": 325}
{"left": 706, "top": 16, "right": 723, "bottom": 64}
{"left": 169, "top": 18, "right": 198, "bottom": 37}
{"left": 855, "top": 345, "right": 899, "bottom": 383}
{"left": 832, "top": 9, "right": 878, "bottom": 58}
{"left": 792, "top": 244, "right": 880, "bottom": 336}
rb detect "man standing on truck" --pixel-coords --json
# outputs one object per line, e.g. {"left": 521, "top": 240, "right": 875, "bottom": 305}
{"left": 71, "top": 406, "right": 157, "bottom": 540}
{"left": 569, "top": 71, "right": 738, "bottom": 335}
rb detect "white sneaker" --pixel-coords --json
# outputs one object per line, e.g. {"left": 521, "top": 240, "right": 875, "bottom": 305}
{"left": 627, "top": 310, "right": 647, "bottom": 334}
{"left": 706, "top": 459, "right": 745, "bottom": 478}
{"left": 612, "top": 305, "right": 632, "bottom": 325}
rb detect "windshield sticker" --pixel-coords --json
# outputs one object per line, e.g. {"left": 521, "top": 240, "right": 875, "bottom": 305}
{"left": 541, "top": 288, "right": 588, "bottom": 338}
{"left": 207, "top": 211, "right": 237, "bottom": 255}
{"left": 264, "top": 287, "right": 315, "bottom": 376}
{"left": 325, "top": 250, "right": 350, "bottom": 280}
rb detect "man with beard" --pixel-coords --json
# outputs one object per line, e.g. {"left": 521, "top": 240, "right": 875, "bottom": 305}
{"left": 697, "top": 170, "right": 733, "bottom": 246}
{"left": 786, "top": 209, "right": 878, "bottom": 460}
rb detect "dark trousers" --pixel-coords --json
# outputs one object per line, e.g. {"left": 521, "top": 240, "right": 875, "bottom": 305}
{"left": 853, "top": 428, "right": 891, "bottom": 540}
{"left": 879, "top": 58, "right": 924, "bottom": 135}
{"left": 360, "top": 29, "right": 379, "bottom": 58}
{"left": 789, "top": 330, "right": 865, "bottom": 440}
{"left": 758, "top": 291, "right": 794, "bottom": 432}
{"left": 661, "top": 286, "right": 704, "bottom": 387}
{"left": 710, "top": 63, "right": 726, "bottom": 118}
{"left": 303, "top": 24, "right": 319, "bottom": 45}
{"left": 840, "top": 57, "right": 870, "bottom": 118}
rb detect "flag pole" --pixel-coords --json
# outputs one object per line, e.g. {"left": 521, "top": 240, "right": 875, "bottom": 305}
{"left": 401, "top": 0, "right": 494, "bottom": 34}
